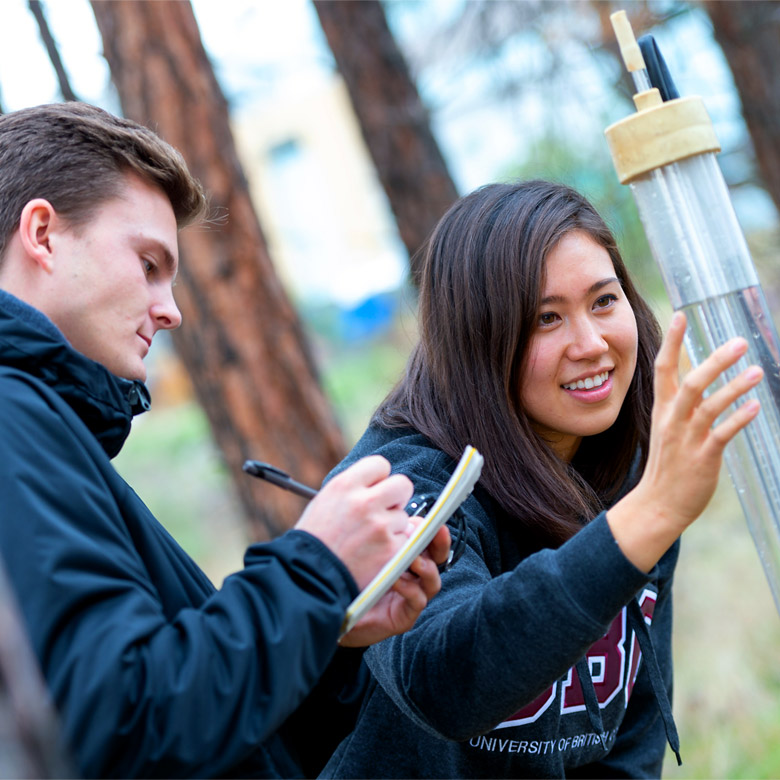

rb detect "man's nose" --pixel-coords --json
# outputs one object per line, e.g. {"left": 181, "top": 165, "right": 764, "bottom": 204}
{"left": 151, "top": 287, "right": 182, "bottom": 331}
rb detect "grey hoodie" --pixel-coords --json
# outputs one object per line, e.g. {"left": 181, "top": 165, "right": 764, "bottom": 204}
{"left": 320, "top": 424, "right": 680, "bottom": 779}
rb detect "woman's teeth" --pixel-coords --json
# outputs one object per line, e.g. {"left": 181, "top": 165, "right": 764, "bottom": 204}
{"left": 563, "top": 371, "right": 609, "bottom": 391}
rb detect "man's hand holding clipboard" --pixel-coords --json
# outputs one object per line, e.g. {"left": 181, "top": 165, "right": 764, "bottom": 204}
{"left": 243, "top": 446, "right": 483, "bottom": 641}
{"left": 338, "top": 446, "right": 483, "bottom": 637}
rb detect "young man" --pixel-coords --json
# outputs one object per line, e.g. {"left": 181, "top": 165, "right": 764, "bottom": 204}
{"left": 0, "top": 102, "right": 448, "bottom": 777}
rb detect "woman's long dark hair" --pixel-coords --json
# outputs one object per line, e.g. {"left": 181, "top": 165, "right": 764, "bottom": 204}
{"left": 376, "top": 181, "right": 661, "bottom": 547}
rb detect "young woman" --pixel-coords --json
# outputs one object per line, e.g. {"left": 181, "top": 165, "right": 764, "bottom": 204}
{"left": 318, "top": 181, "right": 763, "bottom": 778}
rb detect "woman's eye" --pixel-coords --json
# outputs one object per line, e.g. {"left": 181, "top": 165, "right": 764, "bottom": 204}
{"left": 594, "top": 294, "right": 618, "bottom": 310}
{"left": 142, "top": 258, "right": 155, "bottom": 275}
{"left": 538, "top": 312, "right": 559, "bottom": 327}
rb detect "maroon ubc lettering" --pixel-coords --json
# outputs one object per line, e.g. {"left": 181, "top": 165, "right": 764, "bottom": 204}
{"left": 626, "top": 589, "right": 657, "bottom": 702}
{"left": 496, "top": 593, "right": 657, "bottom": 730}
{"left": 561, "top": 609, "right": 626, "bottom": 712}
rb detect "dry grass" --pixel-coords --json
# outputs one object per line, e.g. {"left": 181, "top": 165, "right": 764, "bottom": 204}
{"left": 667, "top": 471, "right": 780, "bottom": 778}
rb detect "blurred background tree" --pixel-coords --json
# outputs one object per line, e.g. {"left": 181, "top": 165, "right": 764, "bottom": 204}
{"left": 705, "top": 1, "right": 780, "bottom": 215}
{"left": 312, "top": 0, "right": 459, "bottom": 286}
{"left": 1, "top": 0, "right": 780, "bottom": 775}
{"left": 90, "top": 0, "right": 346, "bottom": 540}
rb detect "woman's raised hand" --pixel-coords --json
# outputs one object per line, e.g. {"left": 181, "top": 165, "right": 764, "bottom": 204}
{"left": 607, "top": 311, "right": 763, "bottom": 572}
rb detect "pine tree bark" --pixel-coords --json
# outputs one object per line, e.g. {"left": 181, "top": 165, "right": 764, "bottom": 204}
{"left": 705, "top": 1, "right": 780, "bottom": 213}
{"left": 90, "top": 0, "right": 345, "bottom": 540}
{"left": 28, "top": 0, "right": 79, "bottom": 102}
{"left": 312, "top": 0, "right": 458, "bottom": 285}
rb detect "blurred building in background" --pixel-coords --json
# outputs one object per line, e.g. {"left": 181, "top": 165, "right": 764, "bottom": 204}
{"left": 233, "top": 71, "right": 408, "bottom": 322}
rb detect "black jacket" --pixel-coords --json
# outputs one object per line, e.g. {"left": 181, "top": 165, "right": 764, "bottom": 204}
{"left": 320, "top": 424, "right": 680, "bottom": 778}
{"left": 0, "top": 290, "right": 364, "bottom": 778}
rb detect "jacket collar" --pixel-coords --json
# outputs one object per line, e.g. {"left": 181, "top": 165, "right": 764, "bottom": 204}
{"left": 0, "top": 290, "right": 151, "bottom": 458}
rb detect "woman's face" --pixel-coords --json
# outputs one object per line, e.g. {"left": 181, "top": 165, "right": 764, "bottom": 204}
{"left": 518, "top": 230, "right": 638, "bottom": 461}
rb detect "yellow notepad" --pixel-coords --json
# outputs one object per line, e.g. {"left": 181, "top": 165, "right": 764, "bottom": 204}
{"left": 340, "top": 445, "right": 484, "bottom": 637}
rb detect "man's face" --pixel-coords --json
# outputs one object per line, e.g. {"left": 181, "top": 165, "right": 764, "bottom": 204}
{"left": 49, "top": 174, "right": 181, "bottom": 382}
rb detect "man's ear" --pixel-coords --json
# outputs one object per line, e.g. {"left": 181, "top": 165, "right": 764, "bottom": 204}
{"left": 17, "top": 199, "right": 58, "bottom": 274}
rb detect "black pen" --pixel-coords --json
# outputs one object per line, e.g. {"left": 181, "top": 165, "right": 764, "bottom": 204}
{"left": 242, "top": 460, "right": 319, "bottom": 500}
{"left": 244, "top": 459, "right": 465, "bottom": 573}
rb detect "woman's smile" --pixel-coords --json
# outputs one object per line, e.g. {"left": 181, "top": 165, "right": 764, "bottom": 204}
{"left": 561, "top": 370, "right": 614, "bottom": 402}
{"left": 520, "top": 231, "right": 639, "bottom": 461}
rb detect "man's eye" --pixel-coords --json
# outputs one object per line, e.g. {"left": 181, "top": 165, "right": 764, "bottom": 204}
{"left": 142, "top": 258, "right": 155, "bottom": 275}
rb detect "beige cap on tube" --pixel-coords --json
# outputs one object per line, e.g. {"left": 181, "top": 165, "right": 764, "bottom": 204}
{"left": 604, "top": 11, "right": 721, "bottom": 183}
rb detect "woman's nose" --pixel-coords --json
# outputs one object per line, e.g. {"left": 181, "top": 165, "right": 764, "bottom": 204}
{"left": 566, "top": 317, "right": 608, "bottom": 361}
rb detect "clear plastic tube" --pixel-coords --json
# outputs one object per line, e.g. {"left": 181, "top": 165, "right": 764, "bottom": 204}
{"left": 629, "top": 153, "right": 780, "bottom": 614}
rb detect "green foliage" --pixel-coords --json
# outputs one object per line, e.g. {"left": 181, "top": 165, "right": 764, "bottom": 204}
{"left": 318, "top": 319, "right": 416, "bottom": 447}
{"left": 113, "top": 402, "right": 247, "bottom": 583}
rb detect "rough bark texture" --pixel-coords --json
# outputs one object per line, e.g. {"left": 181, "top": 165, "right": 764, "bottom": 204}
{"left": 313, "top": 0, "right": 459, "bottom": 285}
{"left": 705, "top": 1, "right": 780, "bottom": 214}
{"left": 90, "top": 0, "right": 345, "bottom": 540}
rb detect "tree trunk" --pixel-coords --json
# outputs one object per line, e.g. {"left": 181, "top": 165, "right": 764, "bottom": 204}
{"left": 705, "top": 0, "right": 780, "bottom": 213}
{"left": 312, "top": 0, "right": 458, "bottom": 285}
{"left": 90, "top": 0, "right": 345, "bottom": 540}
{"left": 28, "top": 0, "right": 79, "bottom": 102}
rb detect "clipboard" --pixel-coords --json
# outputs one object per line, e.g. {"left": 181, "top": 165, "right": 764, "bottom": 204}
{"left": 340, "top": 445, "right": 483, "bottom": 637}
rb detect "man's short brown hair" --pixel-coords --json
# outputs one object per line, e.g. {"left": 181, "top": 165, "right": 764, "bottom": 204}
{"left": 0, "top": 102, "right": 207, "bottom": 262}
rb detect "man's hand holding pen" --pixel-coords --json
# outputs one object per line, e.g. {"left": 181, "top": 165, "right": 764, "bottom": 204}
{"left": 243, "top": 454, "right": 450, "bottom": 646}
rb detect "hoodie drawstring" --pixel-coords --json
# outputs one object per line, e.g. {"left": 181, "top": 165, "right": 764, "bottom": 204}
{"left": 575, "top": 598, "right": 682, "bottom": 766}
{"left": 574, "top": 657, "right": 608, "bottom": 751}
{"left": 626, "top": 598, "right": 683, "bottom": 766}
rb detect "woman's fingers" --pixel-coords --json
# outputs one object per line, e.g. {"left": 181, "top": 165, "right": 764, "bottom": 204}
{"left": 655, "top": 313, "right": 757, "bottom": 428}
{"left": 609, "top": 316, "right": 765, "bottom": 574}
{"left": 653, "top": 311, "right": 687, "bottom": 403}
{"left": 710, "top": 397, "right": 761, "bottom": 449}
{"left": 695, "top": 365, "right": 763, "bottom": 430}
{"left": 674, "top": 336, "right": 749, "bottom": 419}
